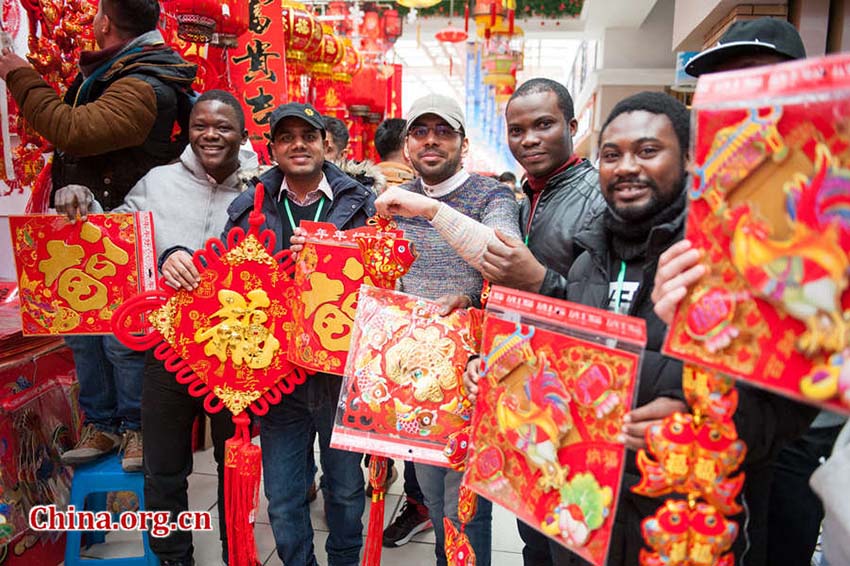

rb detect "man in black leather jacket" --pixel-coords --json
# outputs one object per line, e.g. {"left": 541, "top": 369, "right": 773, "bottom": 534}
{"left": 479, "top": 78, "right": 605, "bottom": 297}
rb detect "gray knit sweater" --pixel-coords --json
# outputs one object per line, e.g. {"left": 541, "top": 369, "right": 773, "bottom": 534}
{"left": 397, "top": 173, "right": 520, "bottom": 303}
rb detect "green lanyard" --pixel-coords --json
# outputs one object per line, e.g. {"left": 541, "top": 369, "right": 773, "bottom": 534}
{"left": 613, "top": 260, "right": 627, "bottom": 315}
{"left": 283, "top": 196, "right": 325, "bottom": 232}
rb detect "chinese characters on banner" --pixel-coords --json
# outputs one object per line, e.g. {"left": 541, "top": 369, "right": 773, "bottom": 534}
{"left": 663, "top": 53, "right": 850, "bottom": 414}
{"left": 331, "top": 286, "right": 479, "bottom": 466}
{"left": 9, "top": 213, "right": 156, "bottom": 335}
{"left": 465, "top": 286, "right": 645, "bottom": 566}
{"left": 230, "top": 0, "right": 286, "bottom": 161}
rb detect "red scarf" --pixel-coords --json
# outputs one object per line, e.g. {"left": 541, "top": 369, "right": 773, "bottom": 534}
{"left": 525, "top": 154, "right": 583, "bottom": 193}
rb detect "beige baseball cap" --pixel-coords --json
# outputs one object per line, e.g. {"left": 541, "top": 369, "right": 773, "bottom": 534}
{"left": 404, "top": 94, "right": 466, "bottom": 135}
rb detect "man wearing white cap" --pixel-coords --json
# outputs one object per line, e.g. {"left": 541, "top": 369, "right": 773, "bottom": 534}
{"left": 376, "top": 94, "right": 521, "bottom": 565}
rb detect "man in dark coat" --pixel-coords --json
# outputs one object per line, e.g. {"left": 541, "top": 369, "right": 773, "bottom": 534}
{"left": 225, "top": 101, "right": 374, "bottom": 566}
{"left": 567, "top": 90, "right": 815, "bottom": 566}
{"left": 478, "top": 78, "right": 605, "bottom": 298}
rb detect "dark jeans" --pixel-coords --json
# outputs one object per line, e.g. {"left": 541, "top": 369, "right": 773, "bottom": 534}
{"left": 142, "top": 353, "right": 235, "bottom": 562}
{"left": 260, "top": 376, "right": 364, "bottom": 566}
{"left": 66, "top": 335, "right": 144, "bottom": 432}
{"left": 767, "top": 424, "right": 843, "bottom": 566}
{"left": 415, "top": 464, "right": 492, "bottom": 566}
{"left": 403, "top": 460, "right": 423, "bottom": 503}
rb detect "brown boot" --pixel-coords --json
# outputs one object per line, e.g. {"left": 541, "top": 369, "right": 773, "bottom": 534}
{"left": 61, "top": 423, "right": 120, "bottom": 465}
{"left": 120, "top": 430, "right": 143, "bottom": 472}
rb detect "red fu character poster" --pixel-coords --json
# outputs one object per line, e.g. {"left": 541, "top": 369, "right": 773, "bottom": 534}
{"left": 9, "top": 214, "right": 156, "bottom": 335}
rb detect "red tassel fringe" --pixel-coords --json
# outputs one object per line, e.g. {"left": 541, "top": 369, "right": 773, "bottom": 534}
{"left": 224, "top": 413, "right": 261, "bottom": 566}
{"left": 24, "top": 157, "right": 52, "bottom": 213}
{"left": 361, "top": 456, "right": 388, "bottom": 566}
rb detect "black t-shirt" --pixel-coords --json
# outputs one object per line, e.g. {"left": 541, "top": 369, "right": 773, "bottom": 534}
{"left": 607, "top": 255, "right": 643, "bottom": 315}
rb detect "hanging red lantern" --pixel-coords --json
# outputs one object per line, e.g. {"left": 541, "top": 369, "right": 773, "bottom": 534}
{"left": 349, "top": 63, "right": 378, "bottom": 109}
{"left": 334, "top": 38, "right": 362, "bottom": 83}
{"left": 311, "top": 26, "right": 345, "bottom": 76}
{"left": 362, "top": 11, "right": 381, "bottom": 39}
{"left": 283, "top": 3, "right": 323, "bottom": 103}
{"left": 383, "top": 9, "right": 402, "bottom": 44}
{"left": 473, "top": 0, "right": 505, "bottom": 36}
{"left": 211, "top": 0, "right": 249, "bottom": 48}
{"left": 283, "top": 5, "right": 323, "bottom": 63}
{"left": 435, "top": 26, "right": 468, "bottom": 43}
{"left": 162, "top": 0, "right": 220, "bottom": 43}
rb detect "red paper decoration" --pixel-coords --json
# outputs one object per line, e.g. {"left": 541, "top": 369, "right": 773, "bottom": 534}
{"left": 211, "top": 0, "right": 249, "bottom": 47}
{"left": 435, "top": 26, "right": 468, "bottom": 43}
{"left": 10, "top": 214, "right": 157, "bottom": 335}
{"left": 664, "top": 53, "right": 850, "bottom": 413}
{"left": 163, "top": 0, "right": 220, "bottom": 42}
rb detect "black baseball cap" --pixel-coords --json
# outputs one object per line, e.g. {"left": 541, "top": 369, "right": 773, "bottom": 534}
{"left": 685, "top": 18, "right": 806, "bottom": 77}
{"left": 269, "top": 102, "right": 326, "bottom": 139}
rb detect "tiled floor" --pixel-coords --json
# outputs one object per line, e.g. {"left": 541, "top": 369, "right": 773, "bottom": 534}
{"left": 72, "top": 443, "right": 525, "bottom": 565}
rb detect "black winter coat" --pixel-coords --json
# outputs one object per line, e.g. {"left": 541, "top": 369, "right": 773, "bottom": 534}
{"left": 565, "top": 204, "right": 816, "bottom": 566}
{"left": 224, "top": 162, "right": 376, "bottom": 404}
{"left": 225, "top": 162, "right": 376, "bottom": 251}
{"left": 520, "top": 160, "right": 606, "bottom": 297}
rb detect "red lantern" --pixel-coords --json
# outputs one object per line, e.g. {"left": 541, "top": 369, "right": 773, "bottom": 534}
{"left": 162, "top": 0, "right": 220, "bottom": 43}
{"left": 383, "top": 9, "right": 402, "bottom": 44}
{"left": 362, "top": 11, "right": 381, "bottom": 38}
{"left": 283, "top": 5, "right": 323, "bottom": 103}
{"left": 435, "top": 26, "right": 468, "bottom": 43}
{"left": 334, "top": 38, "right": 362, "bottom": 83}
{"left": 349, "top": 63, "right": 378, "bottom": 109}
{"left": 211, "top": 0, "right": 249, "bottom": 48}
{"left": 311, "top": 26, "right": 345, "bottom": 76}
{"left": 473, "top": 0, "right": 505, "bottom": 35}
{"left": 283, "top": 5, "right": 323, "bottom": 63}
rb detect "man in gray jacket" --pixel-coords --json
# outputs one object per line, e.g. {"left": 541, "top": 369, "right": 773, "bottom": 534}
{"left": 62, "top": 90, "right": 257, "bottom": 566}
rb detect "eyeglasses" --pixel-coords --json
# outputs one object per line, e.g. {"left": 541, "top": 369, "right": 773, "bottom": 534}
{"left": 407, "top": 124, "right": 462, "bottom": 141}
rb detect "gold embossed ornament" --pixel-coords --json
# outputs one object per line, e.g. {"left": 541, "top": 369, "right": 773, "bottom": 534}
{"left": 112, "top": 184, "right": 307, "bottom": 566}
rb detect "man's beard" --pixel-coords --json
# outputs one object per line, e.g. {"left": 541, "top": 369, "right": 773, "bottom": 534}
{"left": 606, "top": 173, "right": 687, "bottom": 222}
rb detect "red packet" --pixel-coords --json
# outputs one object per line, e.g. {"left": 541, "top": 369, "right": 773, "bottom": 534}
{"left": 465, "top": 286, "right": 645, "bottom": 566}
{"left": 288, "top": 220, "right": 415, "bottom": 375}
{"left": 330, "top": 286, "right": 479, "bottom": 466}
{"left": 9, "top": 214, "right": 156, "bottom": 335}
{"left": 664, "top": 53, "right": 850, "bottom": 413}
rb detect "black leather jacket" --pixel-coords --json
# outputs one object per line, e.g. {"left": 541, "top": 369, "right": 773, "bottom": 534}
{"left": 520, "top": 160, "right": 606, "bottom": 297}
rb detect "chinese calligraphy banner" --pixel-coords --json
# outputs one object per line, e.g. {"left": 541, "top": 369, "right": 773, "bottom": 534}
{"left": 663, "top": 53, "right": 850, "bottom": 414}
{"left": 230, "top": 0, "right": 287, "bottom": 160}
{"left": 330, "top": 286, "right": 479, "bottom": 466}
{"left": 10, "top": 213, "right": 156, "bottom": 335}
{"left": 465, "top": 286, "right": 645, "bottom": 566}
{"left": 288, "top": 220, "right": 415, "bottom": 375}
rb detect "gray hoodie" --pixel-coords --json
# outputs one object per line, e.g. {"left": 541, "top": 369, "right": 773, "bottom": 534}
{"left": 111, "top": 144, "right": 259, "bottom": 257}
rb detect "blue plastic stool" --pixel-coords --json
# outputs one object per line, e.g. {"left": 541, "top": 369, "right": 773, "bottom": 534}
{"left": 64, "top": 453, "right": 159, "bottom": 566}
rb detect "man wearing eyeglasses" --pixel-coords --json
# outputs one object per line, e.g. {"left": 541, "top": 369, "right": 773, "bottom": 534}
{"left": 223, "top": 101, "right": 375, "bottom": 566}
{"left": 375, "top": 94, "right": 520, "bottom": 565}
